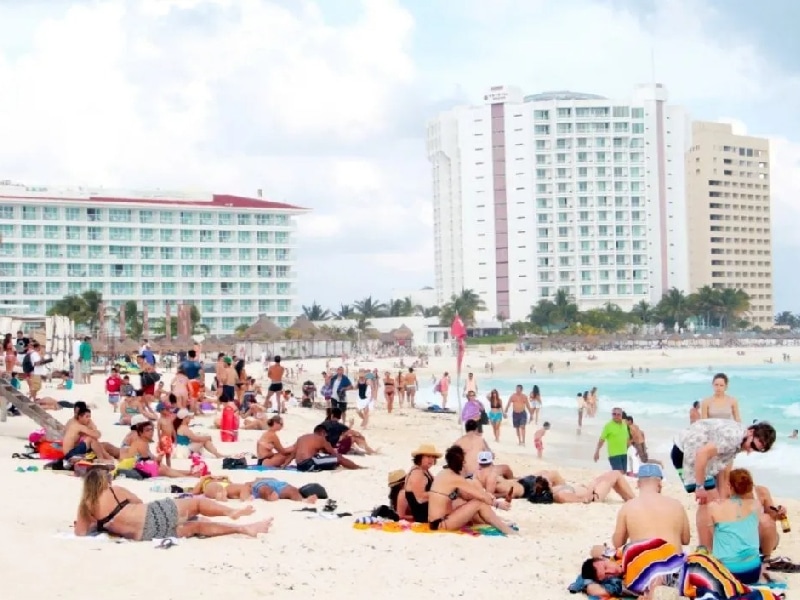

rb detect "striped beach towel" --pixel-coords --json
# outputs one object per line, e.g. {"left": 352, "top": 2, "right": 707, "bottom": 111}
{"left": 680, "top": 553, "right": 784, "bottom": 600}
{"left": 619, "top": 538, "right": 685, "bottom": 594}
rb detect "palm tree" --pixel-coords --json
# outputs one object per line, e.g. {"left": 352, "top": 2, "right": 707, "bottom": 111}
{"left": 688, "top": 286, "right": 721, "bottom": 328}
{"left": 336, "top": 304, "right": 356, "bottom": 319}
{"left": 552, "top": 289, "right": 579, "bottom": 324}
{"left": 775, "top": 311, "right": 797, "bottom": 328}
{"left": 655, "top": 287, "right": 690, "bottom": 329}
{"left": 389, "top": 297, "right": 420, "bottom": 317}
{"left": 718, "top": 288, "right": 750, "bottom": 329}
{"left": 234, "top": 323, "right": 250, "bottom": 337}
{"left": 353, "top": 296, "right": 388, "bottom": 319}
{"left": 631, "top": 300, "right": 654, "bottom": 324}
{"left": 422, "top": 306, "right": 441, "bottom": 318}
{"left": 438, "top": 289, "right": 486, "bottom": 327}
{"left": 302, "top": 302, "right": 332, "bottom": 321}
{"left": 123, "top": 300, "right": 144, "bottom": 339}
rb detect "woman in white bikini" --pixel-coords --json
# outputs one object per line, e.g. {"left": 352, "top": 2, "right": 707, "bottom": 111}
{"left": 529, "top": 385, "right": 542, "bottom": 425}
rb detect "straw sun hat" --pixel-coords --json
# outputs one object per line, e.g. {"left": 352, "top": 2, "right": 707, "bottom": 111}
{"left": 387, "top": 469, "right": 407, "bottom": 487}
{"left": 410, "top": 444, "right": 442, "bottom": 459}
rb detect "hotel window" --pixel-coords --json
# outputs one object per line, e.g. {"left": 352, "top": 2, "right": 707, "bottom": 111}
{"left": 160, "top": 229, "right": 175, "bottom": 242}
{"left": 201, "top": 265, "right": 214, "bottom": 278}
{"left": 42, "top": 206, "right": 59, "bottom": 220}
{"left": 110, "top": 227, "right": 133, "bottom": 241}
{"left": 277, "top": 300, "right": 291, "bottom": 313}
{"left": 65, "top": 244, "right": 82, "bottom": 258}
{"left": 200, "top": 230, "right": 213, "bottom": 243}
{"left": 161, "top": 265, "right": 175, "bottom": 278}
{"left": 201, "top": 282, "right": 214, "bottom": 295}
{"left": 220, "top": 282, "right": 234, "bottom": 295}
{"left": 255, "top": 214, "right": 273, "bottom": 226}
{"left": 180, "top": 211, "right": 196, "bottom": 225}
{"left": 141, "top": 264, "right": 155, "bottom": 277}
{"left": 221, "top": 317, "right": 235, "bottom": 331}
{"left": 67, "top": 282, "right": 82, "bottom": 294}
{"left": 275, "top": 265, "right": 290, "bottom": 278}
{"left": 198, "top": 212, "right": 212, "bottom": 225}
{"left": 218, "top": 213, "right": 232, "bottom": 226}
{"left": 632, "top": 123, "right": 644, "bottom": 134}
{"left": 239, "top": 265, "right": 253, "bottom": 278}
{"left": 258, "top": 299, "right": 270, "bottom": 311}
{"left": 139, "top": 210, "right": 154, "bottom": 223}
{"left": 68, "top": 264, "right": 84, "bottom": 277}
{"left": 160, "top": 247, "right": 175, "bottom": 260}
{"left": 65, "top": 226, "right": 81, "bottom": 240}
{"left": 62, "top": 207, "right": 79, "bottom": 221}
{"left": 159, "top": 211, "right": 174, "bottom": 224}
{"left": 632, "top": 108, "right": 644, "bottom": 119}
{"left": 240, "top": 282, "right": 252, "bottom": 294}
{"left": 238, "top": 214, "right": 252, "bottom": 226}
{"left": 181, "top": 247, "right": 196, "bottom": 260}
{"left": 88, "top": 246, "right": 103, "bottom": 259}
{"left": 220, "top": 265, "right": 234, "bottom": 278}
{"left": 22, "top": 206, "right": 37, "bottom": 220}
{"left": 21, "top": 225, "right": 38, "bottom": 238}
{"left": 276, "top": 214, "right": 287, "bottom": 225}
{"left": 87, "top": 208, "right": 102, "bottom": 222}
{"left": 142, "top": 282, "right": 155, "bottom": 295}
{"left": 219, "top": 247, "right": 232, "bottom": 260}
{"left": 44, "top": 244, "right": 61, "bottom": 258}
{"left": 87, "top": 227, "right": 103, "bottom": 240}
{"left": 89, "top": 264, "right": 105, "bottom": 278}
{"left": 43, "top": 225, "right": 60, "bottom": 239}
{"left": 21, "top": 243, "right": 39, "bottom": 258}
{"left": 534, "top": 125, "right": 549, "bottom": 135}
{"left": 109, "top": 209, "right": 131, "bottom": 222}
{"left": 239, "top": 248, "right": 252, "bottom": 261}
{"left": 240, "top": 299, "right": 253, "bottom": 311}
{"left": 199, "top": 248, "right": 213, "bottom": 260}
{"left": 0, "top": 205, "right": 13, "bottom": 219}
{"left": 140, "top": 228, "right": 155, "bottom": 241}
{"left": 46, "top": 281, "right": 61, "bottom": 295}
{"left": 141, "top": 247, "right": 155, "bottom": 260}
{"left": 181, "top": 265, "right": 195, "bottom": 278}
{"left": 23, "top": 282, "right": 42, "bottom": 295}
{"left": 201, "top": 300, "right": 215, "bottom": 313}
{"left": 162, "top": 282, "right": 176, "bottom": 295}
{"left": 221, "top": 299, "right": 235, "bottom": 312}
{"left": 258, "top": 265, "right": 273, "bottom": 278}
{"left": 180, "top": 230, "right": 195, "bottom": 243}
{"left": 238, "top": 231, "right": 252, "bottom": 243}
{"left": 533, "top": 110, "right": 549, "bottom": 120}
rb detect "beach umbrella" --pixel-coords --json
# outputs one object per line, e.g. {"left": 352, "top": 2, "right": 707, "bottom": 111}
{"left": 242, "top": 315, "right": 283, "bottom": 341}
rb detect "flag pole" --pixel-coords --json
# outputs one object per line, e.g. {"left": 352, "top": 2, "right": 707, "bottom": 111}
{"left": 456, "top": 339, "right": 462, "bottom": 424}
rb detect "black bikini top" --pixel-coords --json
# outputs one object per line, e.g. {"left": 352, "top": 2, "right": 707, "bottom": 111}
{"left": 96, "top": 488, "right": 130, "bottom": 533}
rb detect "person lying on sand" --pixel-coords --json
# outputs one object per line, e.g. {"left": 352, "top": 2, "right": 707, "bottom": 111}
{"left": 256, "top": 416, "right": 295, "bottom": 467}
{"left": 75, "top": 468, "right": 271, "bottom": 540}
{"left": 492, "top": 470, "right": 634, "bottom": 504}
{"left": 193, "top": 475, "right": 316, "bottom": 503}
{"left": 426, "top": 445, "right": 516, "bottom": 535}
{"left": 293, "top": 426, "right": 364, "bottom": 472}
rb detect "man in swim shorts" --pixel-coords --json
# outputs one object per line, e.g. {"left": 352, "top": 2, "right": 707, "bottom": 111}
{"left": 504, "top": 385, "right": 532, "bottom": 445}
{"left": 251, "top": 478, "right": 316, "bottom": 503}
{"left": 264, "top": 355, "right": 285, "bottom": 410}
{"left": 293, "top": 426, "right": 364, "bottom": 471}
{"left": 63, "top": 405, "right": 116, "bottom": 461}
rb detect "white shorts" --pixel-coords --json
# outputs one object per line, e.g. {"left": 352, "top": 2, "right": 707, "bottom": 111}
{"left": 357, "top": 397, "right": 372, "bottom": 410}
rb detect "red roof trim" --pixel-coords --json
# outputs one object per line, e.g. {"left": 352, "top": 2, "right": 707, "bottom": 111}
{"left": 0, "top": 193, "right": 306, "bottom": 211}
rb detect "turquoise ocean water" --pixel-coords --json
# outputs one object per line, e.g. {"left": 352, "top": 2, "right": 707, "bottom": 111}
{"left": 417, "top": 364, "right": 800, "bottom": 498}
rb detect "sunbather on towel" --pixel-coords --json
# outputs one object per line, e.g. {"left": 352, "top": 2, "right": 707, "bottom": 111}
{"left": 492, "top": 470, "right": 634, "bottom": 504}
{"left": 75, "top": 468, "right": 272, "bottom": 541}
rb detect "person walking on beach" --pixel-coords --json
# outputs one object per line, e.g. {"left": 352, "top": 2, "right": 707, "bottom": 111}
{"left": 436, "top": 372, "right": 451, "bottom": 409}
{"left": 529, "top": 385, "right": 542, "bottom": 425}
{"left": 264, "top": 355, "right": 285, "bottom": 410}
{"left": 576, "top": 392, "right": 586, "bottom": 434}
{"left": 593, "top": 407, "right": 630, "bottom": 472}
{"left": 625, "top": 415, "right": 662, "bottom": 467}
{"left": 462, "top": 372, "right": 478, "bottom": 397}
{"left": 78, "top": 336, "right": 93, "bottom": 384}
{"left": 670, "top": 419, "right": 776, "bottom": 550}
{"left": 504, "top": 384, "right": 532, "bottom": 446}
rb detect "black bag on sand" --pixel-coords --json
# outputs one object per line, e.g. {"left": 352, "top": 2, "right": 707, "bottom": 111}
{"left": 299, "top": 483, "right": 328, "bottom": 500}
{"left": 222, "top": 457, "right": 248, "bottom": 470}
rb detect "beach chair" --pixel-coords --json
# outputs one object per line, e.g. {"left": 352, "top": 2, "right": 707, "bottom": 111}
{"left": 0, "top": 377, "right": 67, "bottom": 439}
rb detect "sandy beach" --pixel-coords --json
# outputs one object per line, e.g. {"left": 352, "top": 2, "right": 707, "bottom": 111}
{"left": 1, "top": 346, "right": 798, "bottom": 600}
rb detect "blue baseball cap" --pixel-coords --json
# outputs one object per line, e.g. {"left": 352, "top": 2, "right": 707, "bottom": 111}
{"left": 637, "top": 464, "right": 664, "bottom": 479}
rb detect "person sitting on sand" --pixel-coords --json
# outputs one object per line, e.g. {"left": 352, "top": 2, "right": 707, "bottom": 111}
{"left": 174, "top": 409, "right": 226, "bottom": 458}
{"left": 118, "top": 393, "right": 157, "bottom": 426}
{"left": 293, "top": 425, "right": 364, "bottom": 472}
{"left": 426, "top": 445, "right": 515, "bottom": 535}
{"left": 118, "top": 418, "right": 195, "bottom": 478}
{"left": 256, "top": 416, "right": 295, "bottom": 467}
{"left": 318, "top": 407, "right": 376, "bottom": 455}
{"left": 452, "top": 420, "right": 513, "bottom": 478}
{"left": 473, "top": 451, "right": 517, "bottom": 496}
{"left": 388, "top": 469, "right": 411, "bottom": 520}
{"left": 611, "top": 464, "right": 689, "bottom": 550}
{"left": 75, "top": 468, "right": 272, "bottom": 541}
{"left": 404, "top": 444, "right": 442, "bottom": 522}
{"left": 63, "top": 406, "right": 117, "bottom": 462}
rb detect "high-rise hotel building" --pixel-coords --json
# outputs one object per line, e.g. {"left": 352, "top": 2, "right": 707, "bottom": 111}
{"left": 427, "top": 84, "right": 691, "bottom": 321}
{"left": 685, "top": 122, "right": 773, "bottom": 327}
{"left": 0, "top": 181, "right": 307, "bottom": 334}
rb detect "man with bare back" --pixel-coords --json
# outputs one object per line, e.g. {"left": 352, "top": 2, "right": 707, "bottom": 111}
{"left": 63, "top": 406, "right": 116, "bottom": 461}
{"left": 453, "top": 419, "right": 492, "bottom": 477}
{"left": 293, "top": 426, "right": 364, "bottom": 472}
{"left": 504, "top": 384, "right": 532, "bottom": 445}
{"left": 264, "top": 355, "right": 285, "bottom": 410}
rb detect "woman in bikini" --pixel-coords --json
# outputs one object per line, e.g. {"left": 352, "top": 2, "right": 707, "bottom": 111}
{"left": 174, "top": 410, "right": 226, "bottom": 458}
{"left": 3, "top": 334, "right": 16, "bottom": 376}
{"left": 549, "top": 471, "right": 635, "bottom": 504}
{"left": 255, "top": 416, "right": 295, "bottom": 467}
{"left": 396, "top": 370, "right": 406, "bottom": 408}
{"left": 487, "top": 390, "right": 504, "bottom": 443}
{"left": 426, "top": 445, "right": 515, "bottom": 535}
{"left": 170, "top": 366, "right": 190, "bottom": 410}
{"left": 383, "top": 372, "right": 396, "bottom": 413}
{"left": 75, "top": 468, "right": 270, "bottom": 541}
{"left": 529, "top": 385, "right": 543, "bottom": 425}
{"left": 699, "top": 372, "right": 741, "bottom": 496}
{"left": 118, "top": 394, "right": 157, "bottom": 426}
{"left": 118, "top": 419, "right": 195, "bottom": 478}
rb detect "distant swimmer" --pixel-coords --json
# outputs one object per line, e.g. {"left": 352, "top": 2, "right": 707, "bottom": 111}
{"left": 790, "top": 429, "right": 798, "bottom": 439}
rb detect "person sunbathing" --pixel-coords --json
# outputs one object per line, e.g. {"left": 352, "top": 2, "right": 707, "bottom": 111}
{"left": 256, "top": 416, "right": 295, "bottom": 467}
{"left": 493, "top": 470, "right": 634, "bottom": 504}
{"left": 63, "top": 406, "right": 117, "bottom": 462}
{"left": 473, "top": 451, "right": 518, "bottom": 495}
{"left": 75, "top": 468, "right": 272, "bottom": 540}
{"left": 118, "top": 419, "right": 195, "bottom": 478}
{"left": 293, "top": 426, "right": 363, "bottom": 472}
{"left": 426, "top": 445, "right": 516, "bottom": 535}
{"left": 250, "top": 478, "right": 317, "bottom": 503}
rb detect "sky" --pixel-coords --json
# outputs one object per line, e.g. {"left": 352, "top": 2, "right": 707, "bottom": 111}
{"left": 0, "top": 0, "right": 798, "bottom": 314}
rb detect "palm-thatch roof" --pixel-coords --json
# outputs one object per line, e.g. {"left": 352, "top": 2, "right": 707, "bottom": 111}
{"left": 289, "top": 315, "right": 318, "bottom": 334}
{"left": 115, "top": 338, "right": 140, "bottom": 355}
{"left": 243, "top": 316, "right": 283, "bottom": 341}
{"left": 392, "top": 324, "right": 414, "bottom": 340}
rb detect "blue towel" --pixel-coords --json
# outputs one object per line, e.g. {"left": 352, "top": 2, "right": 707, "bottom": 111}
{"left": 246, "top": 464, "right": 297, "bottom": 471}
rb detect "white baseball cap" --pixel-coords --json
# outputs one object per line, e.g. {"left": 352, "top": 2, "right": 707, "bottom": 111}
{"left": 176, "top": 408, "right": 190, "bottom": 419}
{"left": 130, "top": 414, "right": 150, "bottom": 427}
{"left": 477, "top": 451, "right": 494, "bottom": 465}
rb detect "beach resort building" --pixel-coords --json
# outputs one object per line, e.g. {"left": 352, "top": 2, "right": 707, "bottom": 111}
{"left": 427, "top": 84, "right": 691, "bottom": 321}
{"left": 685, "top": 122, "right": 773, "bottom": 327}
{"left": 0, "top": 181, "right": 307, "bottom": 334}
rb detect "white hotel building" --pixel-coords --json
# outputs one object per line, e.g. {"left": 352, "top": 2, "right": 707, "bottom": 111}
{"left": 427, "top": 84, "right": 691, "bottom": 321}
{"left": 0, "top": 181, "right": 306, "bottom": 334}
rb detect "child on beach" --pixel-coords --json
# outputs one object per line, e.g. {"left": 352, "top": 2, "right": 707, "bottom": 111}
{"left": 106, "top": 368, "right": 122, "bottom": 412}
{"left": 533, "top": 422, "right": 550, "bottom": 459}
{"left": 156, "top": 401, "right": 176, "bottom": 467}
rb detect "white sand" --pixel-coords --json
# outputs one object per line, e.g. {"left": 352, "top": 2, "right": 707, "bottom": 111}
{"left": 0, "top": 347, "right": 798, "bottom": 599}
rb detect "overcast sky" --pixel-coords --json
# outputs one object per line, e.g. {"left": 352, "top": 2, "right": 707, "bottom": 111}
{"left": 1, "top": 0, "right": 798, "bottom": 312}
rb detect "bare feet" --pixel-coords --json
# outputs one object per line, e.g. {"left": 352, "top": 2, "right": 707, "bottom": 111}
{"left": 240, "top": 518, "right": 273, "bottom": 537}
{"left": 230, "top": 505, "right": 256, "bottom": 519}
{"left": 303, "top": 495, "right": 318, "bottom": 504}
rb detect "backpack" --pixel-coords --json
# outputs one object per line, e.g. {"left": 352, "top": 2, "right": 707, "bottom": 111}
{"left": 15, "top": 337, "right": 27, "bottom": 354}
{"left": 22, "top": 353, "right": 34, "bottom": 374}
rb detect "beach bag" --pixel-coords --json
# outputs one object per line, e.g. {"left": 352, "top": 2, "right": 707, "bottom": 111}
{"left": 433, "top": 381, "right": 441, "bottom": 394}
{"left": 22, "top": 353, "right": 34, "bottom": 374}
{"left": 479, "top": 409, "right": 489, "bottom": 426}
{"left": 299, "top": 483, "right": 328, "bottom": 500}
{"left": 222, "top": 457, "right": 248, "bottom": 470}
{"left": 38, "top": 440, "right": 65, "bottom": 460}
{"left": 134, "top": 460, "right": 159, "bottom": 478}
{"left": 312, "top": 455, "right": 338, "bottom": 471}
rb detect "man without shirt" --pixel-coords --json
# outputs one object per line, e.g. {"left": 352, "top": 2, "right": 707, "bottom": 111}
{"left": 264, "top": 355, "right": 285, "bottom": 410}
{"left": 611, "top": 464, "right": 690, "bottom": 550}
{"left": 504, "top": 384, "right": 533, "bottom": 446}
{"left": 473, "top": 451, "right": 515, "bottom": 496}
{"left": 62, "top": 406, "right": 116, "bottom": 461}
{"left": 292, "top": 426, "right": 364, "bottom": 472}
{"left": 453, "top": 420, "right": 513, "bottom": 478}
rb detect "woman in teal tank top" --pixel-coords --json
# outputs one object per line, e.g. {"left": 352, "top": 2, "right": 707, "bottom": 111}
{"left": 707, "top": 468, "right": 763, "bottom": 584}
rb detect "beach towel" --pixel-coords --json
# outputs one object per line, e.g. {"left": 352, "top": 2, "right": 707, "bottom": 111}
{"left": 679, "top": 553, "right": 784, "bottom": 600}
{"left": 620, "top": 538, "right": 685, "bottom": 594}
{"left": 424, "top": 406, "right": 456, "bottom": 414}
{"left": 353, "top": 520, "right": 513, "bottom": 536}
{"left": 246, "top": 464, "right": 297, "bottom": 472}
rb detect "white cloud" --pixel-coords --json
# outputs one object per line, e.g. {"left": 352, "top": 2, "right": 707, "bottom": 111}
{"left": 0, "top": 0, "right": 798, "bottom": 310}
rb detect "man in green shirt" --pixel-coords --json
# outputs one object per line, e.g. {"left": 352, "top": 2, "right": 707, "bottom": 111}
{"left": 593, "top": 407, "right": 630, "bottom": 472}
{"left": 78, "top": 336, "right": 93, "bottom": 384}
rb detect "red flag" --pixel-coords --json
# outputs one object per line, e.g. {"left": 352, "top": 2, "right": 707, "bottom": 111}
{"left": 451, "top": 315, "right": 467, "bottom": 376}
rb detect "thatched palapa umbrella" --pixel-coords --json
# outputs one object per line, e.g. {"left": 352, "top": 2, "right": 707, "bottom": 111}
{"left": 288, "top": 315, "right": 318, "bottom": 339}
{"left": 243, "top": 315, "right": 283, "bottom": 341}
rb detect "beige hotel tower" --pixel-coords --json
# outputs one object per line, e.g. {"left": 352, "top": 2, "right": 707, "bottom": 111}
{"left": 685, "top": 121, "right": 773, "bottom": 327}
